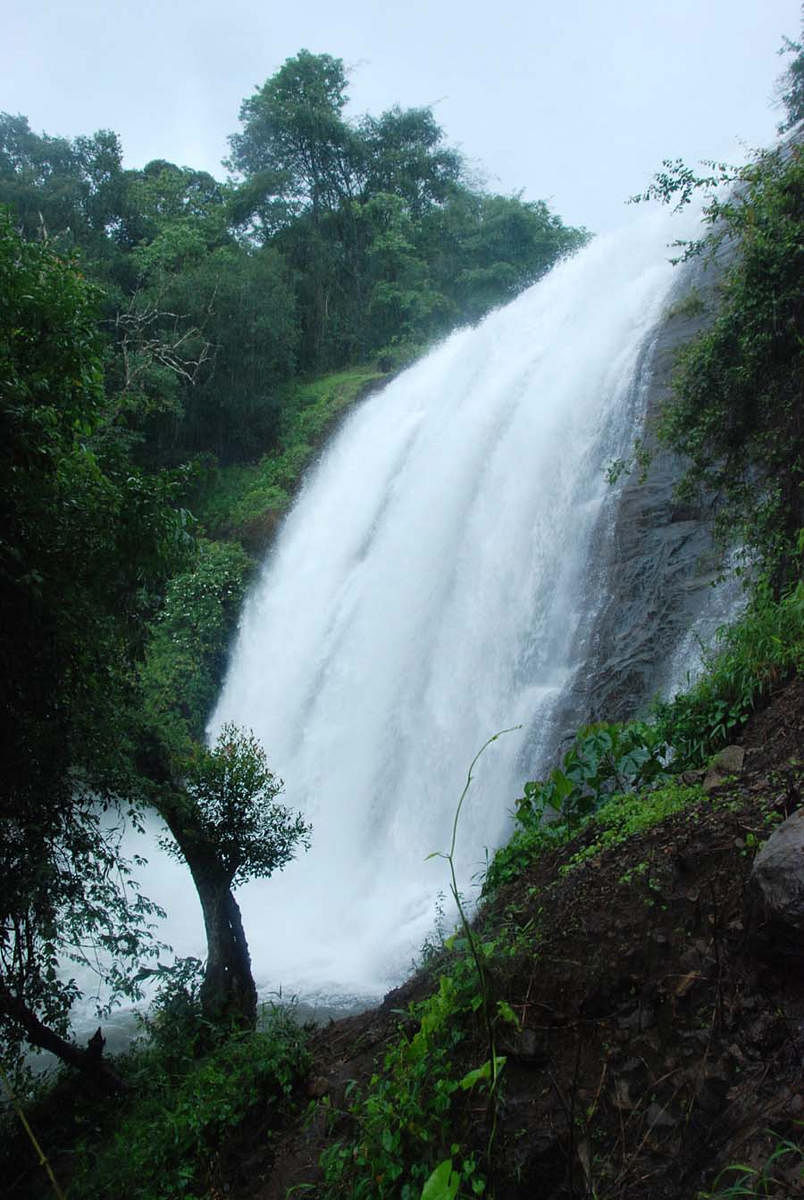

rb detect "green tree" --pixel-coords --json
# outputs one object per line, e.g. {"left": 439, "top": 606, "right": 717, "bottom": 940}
{"left": 159, "top": 727, "right": 310, "bottom": 1028}
{"left": 0, "top": 114, "right": 128, "bottom": 271}
{"left": 227, "top": 49, "right": 356, "bottom": 226}
{"left": 356, "top": 105, "right": 463, "bottom": 217}
{"left": 0, "top": 208, "right": 190, "bottom": 1079}
{"left": 151, "top": 244, "right": 298, "bottom": 463}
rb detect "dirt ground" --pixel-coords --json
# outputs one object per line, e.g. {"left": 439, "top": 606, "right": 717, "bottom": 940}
{"left": 231, "top": 678, "right": 803, "bottom": 1200}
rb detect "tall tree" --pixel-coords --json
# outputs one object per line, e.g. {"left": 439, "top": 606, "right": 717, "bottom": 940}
{"left": 227, "top": 49, "right": 356, "bottom": 226}
{"left": 0, "top": 208, "right": 189, "bottom": 1078}
{"left": 357, "top": 106, "right": 463, "bottom": 217}
{"left": 0, "top": 114, "right": 127, "bottom": 265}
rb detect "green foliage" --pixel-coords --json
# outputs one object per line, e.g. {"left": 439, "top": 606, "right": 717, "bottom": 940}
{"left": 319, "top": 964, "right": 489, "bottom": 1199}
{"left": 0, "top": 209, "right": 190, "bottom": 1065}
{"left": 515, "top": 720, "right": 671, "bottom": 834}
{"left": 635, "top": 143, "right": 803, "bottom": 584}
{"left": 194, "top": 365, "right": 387, "bottom": 543}
{"left": 0, "top": 114, "right": 126, "bottom": 260}
{"left": 68, "top": 1004, "right": 310, "bottom": 1200}
{"left": 486, "top": 773, "right": 704, "bottom": 895}
{"left": 168, "top": 725, "right": 311, "bottom": 890}
{"left": 226, "top": 52, "right": 586, "bottom": 372}
{"left": 319, "top": 739, "right": 533, "bottom": 1197}
{"left": 420, "top": 1159, "right": 461, "bottom": 1200}
{"left": 2, "top": 54, "right": 586, "bottom": 460}
{"left": 562, "top": 780, "right": 705, "bottom": 874}
{"left": 775, "top": 33, "right": 804, "bottom": 132}
{"left": 490, "top": 580, "right": 802, "bottom": 893}
{"left": 481, "top": 823, "right": 561, "bottom": 895}
{"left": 653, "top": 580, "right": 804, "bottom": 766}
{"left": 140, "top": 537, "right": 251, "bottom": 750}
{"left": 425, "top": 730, "right": 519, "bottom": 1175}
{"left": 697, "top": 1131, "right": 803, "bottom": 1198}
{"left": 484, "top": 720, "right": 673, "bottom": 894}
{"left": 142, "top": 243, "right": 299, "bottom": 465}
{"left": 664, "top": 286, "right": 705, "bottom": 320}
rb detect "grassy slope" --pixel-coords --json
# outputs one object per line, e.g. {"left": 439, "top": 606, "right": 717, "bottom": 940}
{"left": 194, "top": 365, "right": 391, "bottom": 551}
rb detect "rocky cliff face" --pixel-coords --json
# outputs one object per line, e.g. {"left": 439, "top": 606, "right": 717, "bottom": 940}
{"left": 550, "top": 240, "right": 738, "bottom": 747}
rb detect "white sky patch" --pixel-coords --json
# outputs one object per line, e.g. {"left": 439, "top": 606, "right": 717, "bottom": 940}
{"left": 2, "top": 0, "right": 800, "bottom": 231}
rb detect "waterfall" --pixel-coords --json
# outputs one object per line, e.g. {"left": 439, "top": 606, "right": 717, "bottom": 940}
{"left": 137, "top": 205, "right": 706, "bottom": 1012}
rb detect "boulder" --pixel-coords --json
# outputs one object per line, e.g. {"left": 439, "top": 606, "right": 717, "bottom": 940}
{"left": 703, "top": 744, "right": 745, "bottom": 792}
{"left": 747, "top": 809, "right": 804, "bottom": 961}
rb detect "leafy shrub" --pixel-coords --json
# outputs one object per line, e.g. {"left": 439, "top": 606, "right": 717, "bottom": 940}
{"left": 484, "top": 721, "right": 672, "bottom": 893}
{"left": 71, "top": 1004, "right": 310, "bottom": 1200}
{"left": 194, "top": 366, "right": 386, "bottom": 542}
{"left": 561, "top": 780, "right": 705, "bottom": 874}
{"left": 140, "top": 537, "right": 252, "bottom": 750}
{"left": 515, "top": 720, "right": 670, "bottom": 833}
{"left": 654, "top": 579, "right": 803, "bottom": 766}
{"left": 320, "top": 960, "right": 495, "bottom": 1198}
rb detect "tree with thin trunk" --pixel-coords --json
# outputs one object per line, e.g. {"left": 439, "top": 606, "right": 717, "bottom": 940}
{"left": 160, "top": 725, "right": 310, "bottom": 1029}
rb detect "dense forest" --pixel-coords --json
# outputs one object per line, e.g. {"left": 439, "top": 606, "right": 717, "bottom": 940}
{"left": 0, "top": 48, "right": 587, "bottom": 467}
{"left": 1, "top": 35, "right": 802, "bottom": 1200}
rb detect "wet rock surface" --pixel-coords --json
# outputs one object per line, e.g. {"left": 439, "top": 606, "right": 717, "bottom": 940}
{"left": 545, "top": 247, "right": 737, "bottom": 756}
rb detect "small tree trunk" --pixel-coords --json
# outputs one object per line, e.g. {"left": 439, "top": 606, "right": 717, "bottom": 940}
{"left": 160, "top": 808, "right": 258, "bottom": 1029}
{"left": 194, "top": 876, "right": 258, "bottom": 1029}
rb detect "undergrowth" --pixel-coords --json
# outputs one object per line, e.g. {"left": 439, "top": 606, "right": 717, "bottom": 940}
{"left": 487, "top": 577, "right": 802, "bottom": 893}
{"left": 697, "top": 1130, "right": 804, "bottom": 1198}
{"left": 317, "top": 940, "right": 518, "bottom": 1200}
{"left": 68, "top": 1002, "right": 310, "bottom": 1200}
{"left": 653, "top": 578, "right": 803, "bottom": 766}
{"left": 319, "top": 736, "right": 524, "bottom": 1200}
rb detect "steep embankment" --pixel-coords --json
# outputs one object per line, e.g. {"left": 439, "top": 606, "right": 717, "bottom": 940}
{"left": 238, "top": 676, "right": 803, "bottom": 1200}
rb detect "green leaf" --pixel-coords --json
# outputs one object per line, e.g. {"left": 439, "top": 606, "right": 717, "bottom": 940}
{"left": 496, "top": 999, "right": 520, "bottom": 1028}
{"left": 458, "top": 1055, "right": 506, "bottom": 1090}
{"left": 420, "top": 1158, "right": 460, "bottom": 1200}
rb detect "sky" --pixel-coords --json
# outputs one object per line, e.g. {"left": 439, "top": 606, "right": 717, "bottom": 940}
{"left": 2, "top": 0, "right": 801, "bottom": 233}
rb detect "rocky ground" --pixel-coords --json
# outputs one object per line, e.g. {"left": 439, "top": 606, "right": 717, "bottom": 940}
{"left": 228, "top": 677, "right": 803, "bottom": 1200}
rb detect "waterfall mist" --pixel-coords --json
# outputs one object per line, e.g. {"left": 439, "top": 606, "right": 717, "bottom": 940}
{"left": 133, "top": 206, "right": 703, "bottom": 1011}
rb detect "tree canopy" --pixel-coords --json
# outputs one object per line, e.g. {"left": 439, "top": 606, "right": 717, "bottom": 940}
{"left": 0, "top": 210, "right": 189, "bottom": 1075}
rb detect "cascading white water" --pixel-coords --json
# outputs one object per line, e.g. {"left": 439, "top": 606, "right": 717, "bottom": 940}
{"left": 133, "top": 205, "right": 703, "bottom": 1011}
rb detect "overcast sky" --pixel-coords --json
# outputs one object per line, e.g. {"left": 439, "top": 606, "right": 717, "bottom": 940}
{"left": 3, "top": 1, "right": 801, "bottom": 232}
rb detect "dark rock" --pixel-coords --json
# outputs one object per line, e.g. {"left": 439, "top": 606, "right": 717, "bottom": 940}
{"left": 703, "top": 744, "right": 745, "bottom": 792}
{"left": 307, "top": 1075, "right": 330, "bottom": 1098}
{"left": 616, "top": 1004, "right": 655, "bottom": 1031}
{"left": 695, "top": 1073, "right": 730, "bottom": 1115}
{"left": 747, "top": 809, "right": 804, "bottom": 960}
{"left": 646, "top": 1101, "right": 677, "bottom": 1128}
{"left": 501, "top": 1129, "right": 567, "bottom": 1197}
{"left": 536, "top": 247, "right": 737, "bottom": 761}
{"left": 507, "top": 1026, "right": 551, "bottom": 1067}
